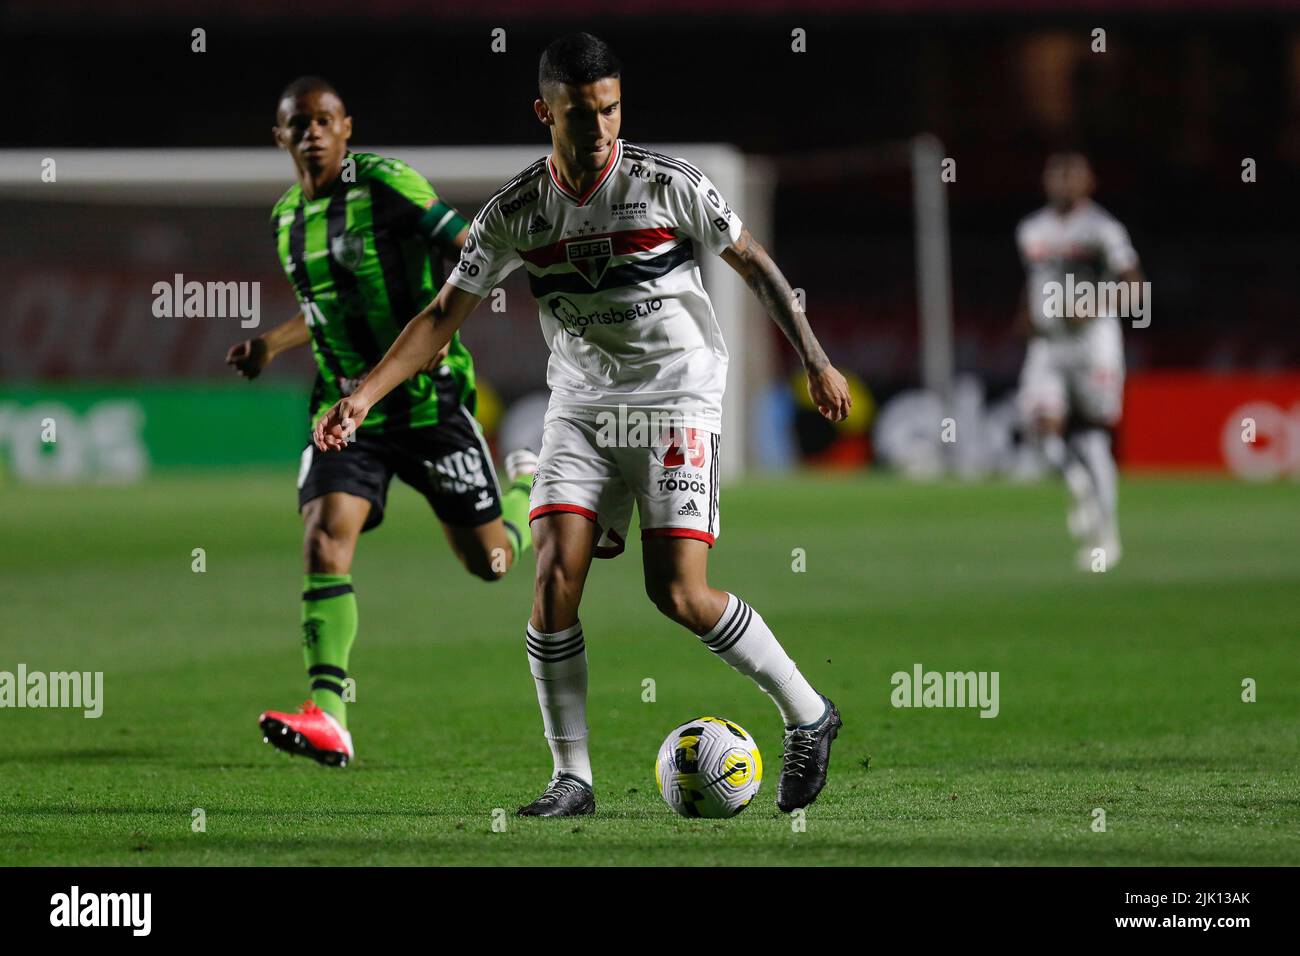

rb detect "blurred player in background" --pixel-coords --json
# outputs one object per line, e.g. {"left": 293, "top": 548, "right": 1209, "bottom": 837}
{"left": 225, "top": 77, "right": 537, "bottom": 767}
{"left": 1015, "top": 152, "right": 1143, "bottom": 570}
{"left": 311, "top": 34, "right": 853, "bottom": 815}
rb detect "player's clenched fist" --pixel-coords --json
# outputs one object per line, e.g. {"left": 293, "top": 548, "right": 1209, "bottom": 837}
{"left": 313, "top": 396, "right": 371, "bottom": 452}
{"left": 225, "top": 338, "right": 270, "bottom": 380}
{"left": 808, "top": 364, "right": 852, "bottom": 422}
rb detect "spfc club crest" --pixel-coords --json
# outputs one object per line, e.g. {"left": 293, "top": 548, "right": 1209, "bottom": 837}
{"left": 330, "top": 231, "right": 365, "bottom": 271}
{"left": 565, "top": 237, "right": 612, "bottom": 288}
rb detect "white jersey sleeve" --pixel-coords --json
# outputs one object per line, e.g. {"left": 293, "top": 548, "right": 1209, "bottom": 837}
{"left": 672, "top": 166, "right": 743, "bottom": 256}
{"left": 1097, "top": 213, "right": 1139, "bottom": 274}
{"left": 445, "top": 208, "right": 523, "bottom": 297}
{"left": 1014, "top": 216, "right": 1033, "bottom": 266}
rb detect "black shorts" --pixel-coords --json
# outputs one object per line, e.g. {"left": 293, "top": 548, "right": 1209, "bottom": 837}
{"left": 297, "top": 401, "right": 503, "bottom": 533}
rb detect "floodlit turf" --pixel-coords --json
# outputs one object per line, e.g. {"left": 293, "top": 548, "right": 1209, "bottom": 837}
{"left": 2, "top": 470, "right": 1298, "bottom": 866}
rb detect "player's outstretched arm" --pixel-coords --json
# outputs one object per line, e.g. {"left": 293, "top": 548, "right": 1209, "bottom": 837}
{"left": 720, "top": 228, "right": 852, "bottom": 422}
{"left": 313, "top": 283, "right": 483, "bottom": 451}
{"left": 225, "top": 310, "right": 311, "bottom": 380}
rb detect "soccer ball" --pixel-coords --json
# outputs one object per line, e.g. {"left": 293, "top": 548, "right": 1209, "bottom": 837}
{"left": 655, "top": 716, "right": 763, "bottom": 818}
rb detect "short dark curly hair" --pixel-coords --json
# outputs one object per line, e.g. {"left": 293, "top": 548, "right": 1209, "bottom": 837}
{"left": 276, "top": 76, "right": 345, "bottom": 117}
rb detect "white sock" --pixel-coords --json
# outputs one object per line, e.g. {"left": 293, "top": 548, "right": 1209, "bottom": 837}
{"left": 525, "top": 621, "right": 591, "bottom": 785}
{"left": 1042, "top": 432, "right": 1069, "bottom": 471}
{"left": 1070, "top": 429, "right": 1119, "bottom": 541}
{"left": 1042, "top": 430, "right": 1098, "bottom": 541}
{"left": 1062, "top": 448, "right": 1096, "bottom": 511}
{"left": 700, "top": 593, "right": 824, "bottom": 727}
{"left": 1045, "top": 432, "right": 1095, "bottom": 507}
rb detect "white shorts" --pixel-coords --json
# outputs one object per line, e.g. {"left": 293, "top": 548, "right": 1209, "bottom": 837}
{"left": 528, "top": 416, "right": 721, "bottom": 559}
{"left": 1017, "top": 316, "right": 1125, "bottom": 426}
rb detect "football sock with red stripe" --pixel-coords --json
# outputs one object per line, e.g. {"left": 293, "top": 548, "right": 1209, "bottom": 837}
{"left": 700, "top": 593, "right": 825, "bottom": 728}
{"left": 301, "top": 573, "right": 357, "bottom": 728}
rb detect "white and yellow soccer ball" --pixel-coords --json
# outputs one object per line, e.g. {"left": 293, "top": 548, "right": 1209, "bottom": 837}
{"left": 655, "top": 716, "right": 763, "bottom": 818}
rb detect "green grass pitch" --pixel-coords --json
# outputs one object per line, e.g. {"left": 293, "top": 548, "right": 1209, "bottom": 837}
{"left": 2, "top": 471, "right": 1297, "bottom": 866}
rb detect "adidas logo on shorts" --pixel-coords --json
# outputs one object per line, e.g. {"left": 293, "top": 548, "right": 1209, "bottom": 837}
{"left": 677, "top": 499, "right": 701, "bottom": 517}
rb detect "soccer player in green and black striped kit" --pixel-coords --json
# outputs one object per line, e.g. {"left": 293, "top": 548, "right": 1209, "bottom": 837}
{"left": 225, "top": 76, "right": 536, "bottom": 766}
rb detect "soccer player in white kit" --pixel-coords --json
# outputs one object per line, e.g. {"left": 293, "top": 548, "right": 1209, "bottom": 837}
{"left": 1015, "top": 152, "right": 1144, "bottom": 571}
{"left": 312, "top": 33, "right": 853, "bottom": 816}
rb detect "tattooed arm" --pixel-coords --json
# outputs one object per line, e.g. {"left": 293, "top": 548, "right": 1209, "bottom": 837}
{"left": 720, "top": 227, "right": 852, "bottom": 422}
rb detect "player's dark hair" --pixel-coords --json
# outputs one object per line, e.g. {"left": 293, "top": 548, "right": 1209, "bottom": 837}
{"left": 276, "top": 76, "right": 346, "bottom": 117}
{"left": 538, "top": 33, "right": 621, "bottom": 97}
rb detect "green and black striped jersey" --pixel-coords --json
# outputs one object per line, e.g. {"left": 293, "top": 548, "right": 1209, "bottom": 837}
{"left": 271, "top": 152, "right": 472, "bottom": 431}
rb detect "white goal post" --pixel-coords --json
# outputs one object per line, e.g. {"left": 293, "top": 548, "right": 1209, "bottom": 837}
{"left": 0, "top": 145, "right": 775, "bottom": 481}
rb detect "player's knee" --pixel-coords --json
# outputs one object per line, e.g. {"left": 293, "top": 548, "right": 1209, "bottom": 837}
{"left": 646, "top": 578, "right": 710, "bottom": 630}
{"left": 1034, "top": 413, "right": 1065, "bottom": 436}
{"left": 533, "top": 562, "right": 581, "bottom": 622}
{"left": 535, "top": 562, "right": 578, "bottom": 601}
{"left": 303, "top": 525, "right": 353, "bottom": 574}
{"left": 462, "top": 548, "right": 507, "bottom": 583}
{"left": 472, "top": 564, "right": 506, "bottom": 583}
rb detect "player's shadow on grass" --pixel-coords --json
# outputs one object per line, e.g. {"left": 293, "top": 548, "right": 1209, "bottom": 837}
{"left": 0, "top": 747, "right": 162, "bottom": 764}
{"left": 2, "top": 750, "right": 353, "bottom": 771}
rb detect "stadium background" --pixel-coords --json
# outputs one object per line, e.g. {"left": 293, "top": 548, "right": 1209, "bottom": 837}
{"left": 1, "top": 0, "right": 1299, "bottom": 869}
{"left": 3, "top": 0, "right": 1299, "bottom": 482}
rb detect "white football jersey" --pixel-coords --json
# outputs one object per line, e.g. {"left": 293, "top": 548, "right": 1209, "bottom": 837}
{"left": 1017, "top": 199, "right": 1138, "bottom": 338}
{"left": 446, "top": 139, "right": 743, "bottom": 431}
